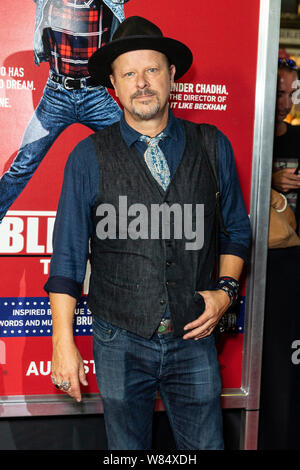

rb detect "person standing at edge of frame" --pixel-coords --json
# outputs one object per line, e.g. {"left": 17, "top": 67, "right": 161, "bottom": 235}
{"left": 259, "top": 57, "right": 300, "bottom": 450}
{"left": 45, "top": 16, "right": 251, "bottom": 450}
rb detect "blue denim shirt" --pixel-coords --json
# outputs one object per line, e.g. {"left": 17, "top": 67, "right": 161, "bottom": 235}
{"left": 44, "top": 111, "right": 251, "bottom": 300}
{"left": 32, "top": 0, "right": 129, "bottom": 66}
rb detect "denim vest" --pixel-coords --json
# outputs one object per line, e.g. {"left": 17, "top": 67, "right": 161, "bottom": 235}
{"left": 32, "top": 0, "right": 129, "bottom": 66}
{"left": 88, "top": 120, "right": 218, "bottom": 338}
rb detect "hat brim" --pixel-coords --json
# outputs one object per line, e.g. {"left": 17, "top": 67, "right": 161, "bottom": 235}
{"left": 88, "top": 36, "right": 193, "bottom": 88}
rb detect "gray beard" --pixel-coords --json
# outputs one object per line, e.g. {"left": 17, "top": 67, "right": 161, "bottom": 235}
{"left": 130, "top": 92, "right": 161, "bottom": 121}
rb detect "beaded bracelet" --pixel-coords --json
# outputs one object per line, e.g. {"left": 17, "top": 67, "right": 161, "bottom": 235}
{"left": 215, "top": 276, "right": 239, "bottom": 306}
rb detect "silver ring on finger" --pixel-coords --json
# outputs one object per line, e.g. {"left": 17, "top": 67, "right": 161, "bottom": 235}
{"left": 60, "top": 381, "right": 71, "bottom": 392}
{"left": 51, "top": 375, "right": 71, "bottom": 392}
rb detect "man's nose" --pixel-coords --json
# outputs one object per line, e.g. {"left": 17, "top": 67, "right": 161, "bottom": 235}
{"left": 136, "top": 72, "right": 150, "bottom": 89}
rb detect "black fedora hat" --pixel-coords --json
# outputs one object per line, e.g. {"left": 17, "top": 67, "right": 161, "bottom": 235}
{"left": 88, "top": 16, "right": 193, "bottom": 88}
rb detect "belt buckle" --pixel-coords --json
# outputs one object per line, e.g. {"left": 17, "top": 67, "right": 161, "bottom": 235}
{"left": 64, "top": 77, "right": 76, "bottom": 90}
{"left": 157, "top": 318, "right": 172, "bottom": 334}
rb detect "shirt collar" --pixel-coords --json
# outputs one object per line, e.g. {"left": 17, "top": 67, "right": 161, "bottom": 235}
{"left": 120, "top": 109, "right": 181, "bottom": 147}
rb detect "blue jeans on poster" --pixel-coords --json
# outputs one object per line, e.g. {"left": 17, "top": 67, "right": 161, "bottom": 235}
{"left": 0, "top": 75, "right": 121, "bottom": 221}
{"left": 92, "top": 315, "right": 224, "bottom": 450}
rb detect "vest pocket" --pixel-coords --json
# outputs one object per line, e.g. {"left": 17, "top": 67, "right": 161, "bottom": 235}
{"left": 99, "top": 272, "right": 142, "bottom": 292}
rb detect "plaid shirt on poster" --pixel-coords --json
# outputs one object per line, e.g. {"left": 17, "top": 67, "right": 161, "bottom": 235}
{"left": 44, "top": 0, "right": 113, "bottom": 77}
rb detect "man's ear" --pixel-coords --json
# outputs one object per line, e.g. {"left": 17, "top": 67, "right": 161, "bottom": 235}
{"left": 169, "top": 64, "right": 176, "bottom": 83}
{"left": 109, "top": 74, "right": 118, "bottom": 97}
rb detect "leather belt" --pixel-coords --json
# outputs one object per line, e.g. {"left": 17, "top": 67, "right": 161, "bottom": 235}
{"left": 49, "top": 71, "right": 97, "bottom": 90}
{"left": 156, "top": 318, "right": 173, "bottom": 334}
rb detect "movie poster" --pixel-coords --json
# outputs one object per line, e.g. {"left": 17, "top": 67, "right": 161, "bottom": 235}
{"left": 0, "top": 0, "right": 259, "bottom": 410}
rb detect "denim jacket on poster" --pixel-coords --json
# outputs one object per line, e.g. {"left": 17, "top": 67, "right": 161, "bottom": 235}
{"left": 32, "top": 0, "right": 130, "bottom": 66}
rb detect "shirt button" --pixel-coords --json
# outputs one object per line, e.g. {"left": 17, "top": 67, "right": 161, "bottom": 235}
{"left": 160, "top": 299, "right": 166, "bottom": 305}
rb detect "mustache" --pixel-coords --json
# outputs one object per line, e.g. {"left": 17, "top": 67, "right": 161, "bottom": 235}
{"left": 131, "top": 90, "right": 157, "bottom": 100}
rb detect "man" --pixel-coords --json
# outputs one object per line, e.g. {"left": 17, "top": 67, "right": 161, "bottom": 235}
{"left": 45, "top": 16, "right": 251, "bottom": 450}
{"left": 272, "top": 58, "right": 300, "bottom": 221}
{"left": 0, "top": 0, "right": 129, "bottom": 222}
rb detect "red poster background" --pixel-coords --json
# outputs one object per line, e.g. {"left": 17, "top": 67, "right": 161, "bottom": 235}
{"left": 0, "top": 1, "right": 259, "bottom": 402}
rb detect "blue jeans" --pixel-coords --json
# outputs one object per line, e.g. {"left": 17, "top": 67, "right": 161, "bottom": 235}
{"left": 92, "top": 315, "right": 224, "bottom": 450}
{"left": 0, "top": 75, "right": 121, "bottom": 221}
